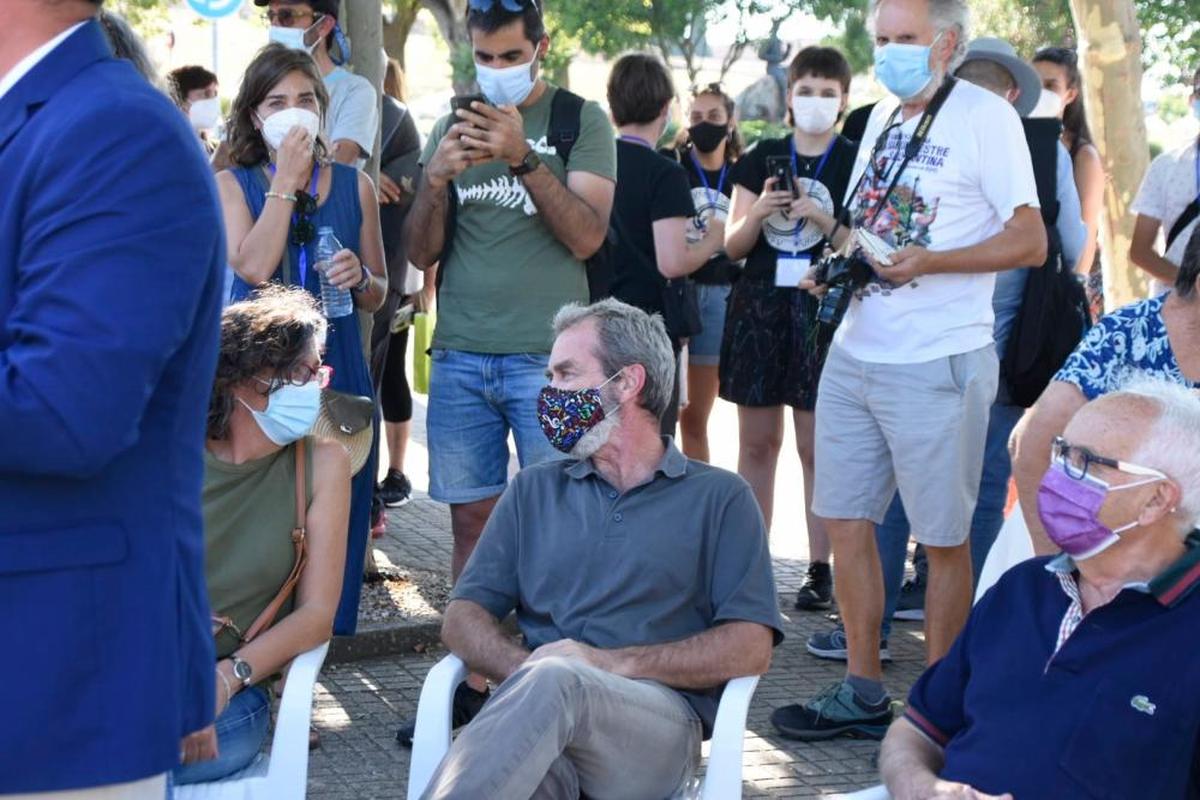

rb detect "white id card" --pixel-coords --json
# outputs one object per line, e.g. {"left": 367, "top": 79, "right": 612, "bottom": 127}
{"left": 775, "top": 255, "right": 811, "bottom": 288}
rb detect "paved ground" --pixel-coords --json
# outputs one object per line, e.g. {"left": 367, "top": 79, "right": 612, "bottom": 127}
{"left": 307, "top": 394, "right": 925, "bottom": 798}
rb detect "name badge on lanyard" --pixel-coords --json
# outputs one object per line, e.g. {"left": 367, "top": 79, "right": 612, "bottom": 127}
{"left": 775, "top": 254, "right": 811, "bottom": 288}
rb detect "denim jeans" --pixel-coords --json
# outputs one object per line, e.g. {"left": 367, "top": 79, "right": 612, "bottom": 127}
{"left": 426, "top": 349, "right": 561, "bottom": 504}
{"left": 171, "top": 685, "right": 271, "bottom": 785}
{"left": 876, "top": 402, "right": 1024, "bottom": 638}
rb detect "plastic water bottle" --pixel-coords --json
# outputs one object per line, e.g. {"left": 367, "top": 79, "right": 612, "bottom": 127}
{"left": 315, "top": 226, "right": 353, "bottom": 318}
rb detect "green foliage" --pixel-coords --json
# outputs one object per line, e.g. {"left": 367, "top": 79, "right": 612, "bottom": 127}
{"left": 1137, "top": 0, "right": 1200, "bottom": 74}
{"left": 822, "top": 9, "right": 873, "bottom": 75}
{"left": 449, "top": 40, "right": 477, "bottom": 87}
{"left": 738, "top": 119, "right": 790, "bottom": 147}
{"left": 1157, "top": 92, "right": 1190, "bottom": 124}
{"left": 971, "top": 0, "right": 1074, "bottom": 57}
{"left": 106, "top": 0, "right": 172, "bottom": 37}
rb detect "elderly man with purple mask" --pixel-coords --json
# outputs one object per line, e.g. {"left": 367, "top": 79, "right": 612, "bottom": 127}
{"left": 879, "top": 379, "right": 1200, "bottom": 800}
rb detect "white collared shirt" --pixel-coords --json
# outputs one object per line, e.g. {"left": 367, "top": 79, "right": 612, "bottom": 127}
{"left": 0, "top": 21, "right": 87, "bottom": 104}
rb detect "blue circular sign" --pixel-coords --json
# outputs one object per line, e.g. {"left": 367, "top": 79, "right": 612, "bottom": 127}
{"left": 186, "top": 0, "right": 244, "bottom": 19}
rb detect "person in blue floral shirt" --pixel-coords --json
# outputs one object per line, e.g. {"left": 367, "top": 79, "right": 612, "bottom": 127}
{"left": 1012, "top": 229, "right": 1200, "bottom": 554}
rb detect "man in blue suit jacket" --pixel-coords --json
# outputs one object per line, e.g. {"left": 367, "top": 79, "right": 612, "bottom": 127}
{"left": 0, "top": 1, "right": 223, "bottom": 794}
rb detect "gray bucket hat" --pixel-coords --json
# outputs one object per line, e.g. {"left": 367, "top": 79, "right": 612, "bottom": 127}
{"left": 961, "top": 37, "right": 1043, "bottom": 117}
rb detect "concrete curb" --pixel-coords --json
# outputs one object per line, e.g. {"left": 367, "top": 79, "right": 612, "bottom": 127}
{"left": 329, "top": 618, "right": 444, "bottom": 664}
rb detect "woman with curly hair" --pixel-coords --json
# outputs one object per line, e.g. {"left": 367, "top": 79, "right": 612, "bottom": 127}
{"left": 216, "top": 43, "right": 385, "bottom": 635}
{"left": 176, "top": 287, "right": 350, "bottom": 783}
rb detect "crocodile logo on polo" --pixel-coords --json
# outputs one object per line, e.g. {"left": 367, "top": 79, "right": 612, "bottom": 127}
{"left": 1130, "top": 695, "right": 1156, "bottom": 716}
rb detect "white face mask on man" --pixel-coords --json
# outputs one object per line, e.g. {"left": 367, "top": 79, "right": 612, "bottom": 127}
{"left": 476, "top": 57, "right": 538, "bottom": 107}
{"left": 257, "top": 107, "right": 322, "bottom": 152}
{"left": 268, "top": 16, "right": 323, "bottom": 53}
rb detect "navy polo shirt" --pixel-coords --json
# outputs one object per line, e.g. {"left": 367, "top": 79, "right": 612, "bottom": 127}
{"left": 452, "top": 437, "right": 785, "bottom": 737}
{"left": 906, "top": 540, "right": 1200, "bottom": 799}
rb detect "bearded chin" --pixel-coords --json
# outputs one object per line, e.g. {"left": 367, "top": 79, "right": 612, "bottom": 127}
{"left": 571, "top": 409, "right": 620, "bottom": 460}
{"left": 912, "top": 65, "right": 947, "bottom": 103}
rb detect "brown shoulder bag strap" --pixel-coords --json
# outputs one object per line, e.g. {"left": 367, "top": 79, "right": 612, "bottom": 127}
{"left": 241, "top": 439, "right": 310, "bottom": 643}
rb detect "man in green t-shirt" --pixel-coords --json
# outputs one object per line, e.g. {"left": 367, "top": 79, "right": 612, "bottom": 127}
{"left": 404, "top": 0, "right": 615, "bottom": 636}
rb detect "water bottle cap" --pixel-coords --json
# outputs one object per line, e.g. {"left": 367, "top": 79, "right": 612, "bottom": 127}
{"left": 318, "top": 226, "right": 335, "bottom": 234}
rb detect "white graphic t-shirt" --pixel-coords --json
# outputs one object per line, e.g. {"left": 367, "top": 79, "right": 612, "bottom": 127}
{"left": 836, "top": 80, "right": 1039, "bottom": 364}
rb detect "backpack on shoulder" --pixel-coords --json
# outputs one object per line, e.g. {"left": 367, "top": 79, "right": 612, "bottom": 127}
{"left": 1001, "top": 118, "right": 1092, "bottom": 408}
{"left": 438, "top": 89, "right": 615, "bottom": 302}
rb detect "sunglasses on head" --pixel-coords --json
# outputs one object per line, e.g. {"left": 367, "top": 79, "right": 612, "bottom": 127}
{"left": 468, "top": 0, "right": 539, "bottom": 13}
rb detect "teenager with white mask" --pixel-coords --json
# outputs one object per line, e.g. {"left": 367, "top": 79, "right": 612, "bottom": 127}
{"left": 722, "top": 46, "right": 857, "bottom": 614}
{"left": 180, "top": 287, "right": 349, "bottom": 783}
{"left": 216, "top": 44, "right": 386, "bottom": 640}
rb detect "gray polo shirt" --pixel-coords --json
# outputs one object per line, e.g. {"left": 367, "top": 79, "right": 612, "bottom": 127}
{"left": 452, "top": 438, "right": 785, "bottom": 736}
{"left": 323, "top": 67, "right": 377, "bottom": 169}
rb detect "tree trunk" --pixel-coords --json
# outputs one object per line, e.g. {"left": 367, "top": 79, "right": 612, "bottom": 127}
{"left": 343, "top": 0, "right": 384, "bottom": 182}
{"left": 1067, "top": 0, "right": 1149, "bottom": 310}
{"left": 383, "top": 0, "right": 422, "bottom": 70}
{"left": 421, "top": 0, "right": 475, "bottom": 94}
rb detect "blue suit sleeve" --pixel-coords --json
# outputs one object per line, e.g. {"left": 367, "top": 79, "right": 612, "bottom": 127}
{"left": 1054, "top": 142, "right": 1087, "bottom": 269}
{"left": 0, "top": 95, "right": 223, "bottom": 477}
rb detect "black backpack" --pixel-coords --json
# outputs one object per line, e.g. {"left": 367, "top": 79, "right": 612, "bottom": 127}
{"left": 1001, "top": 118, "right": 1092, "bottom": 408}
{"left": 438, "top": 89, "right": 615, "bottom": 302}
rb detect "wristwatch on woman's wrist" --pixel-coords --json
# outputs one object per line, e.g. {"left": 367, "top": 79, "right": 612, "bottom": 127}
{"left": 230, "top": 654, "right": 253, "bottom": 687}
{"left": 352, "top": 265, "right": 372, "bottom": 293}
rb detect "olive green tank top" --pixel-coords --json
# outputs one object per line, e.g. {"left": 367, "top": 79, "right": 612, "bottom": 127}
{"left": 203, "top": 438, "right": 315, "bottom": 659}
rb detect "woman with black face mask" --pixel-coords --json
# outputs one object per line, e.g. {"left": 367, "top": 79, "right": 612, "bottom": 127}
{"left": 664, "top": 84, "right": 744, "bottom": 463}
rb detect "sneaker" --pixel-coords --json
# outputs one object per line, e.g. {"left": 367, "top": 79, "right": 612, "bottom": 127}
{"left": 770, "top": 680, "right": 893, "bottom": 741}
{"left": 793, "top": 561, "right": 833, "bottom": 611}
{"left": 893, "top": 577, "right": 926, "bottom": 621}
{"left": 379, "top": 470, "right": 413, "bottom": 508}
{"left": 806, "top": 623, "right": 891, "bottom": 663}
{"left": 396, "top": 681, "right": 490, "bottom": 748}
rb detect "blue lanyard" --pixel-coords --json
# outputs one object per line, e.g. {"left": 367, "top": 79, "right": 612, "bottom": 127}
{"left": 785, "top": 136, "right": 836, "bottom": 253}
{"left": 267, "top": 163, "right": 320, "bottom": 287}
{"left": 688, "top": 149, "right": 728, "bottom": 232}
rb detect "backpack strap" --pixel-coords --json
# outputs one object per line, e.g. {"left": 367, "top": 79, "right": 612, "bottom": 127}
{"left": 242, "top": 439, "right": 310, "bottom": 643}
{"left": 547, "top": 88, "right": 584, "bottom": 168}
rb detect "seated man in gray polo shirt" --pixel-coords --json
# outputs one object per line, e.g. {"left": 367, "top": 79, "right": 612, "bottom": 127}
{"left": 419, "top": 298, "right": 784, "bottom": 800}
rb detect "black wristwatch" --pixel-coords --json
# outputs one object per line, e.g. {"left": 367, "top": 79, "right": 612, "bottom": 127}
{"left": 351, "top": 264, "right": 372, "bottom": 292}
{"left": 510, "top": 150, "right": 541, "bottom": 177}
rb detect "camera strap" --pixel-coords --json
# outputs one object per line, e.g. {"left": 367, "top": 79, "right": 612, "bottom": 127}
{"left": 831, "top": 77, "right": 957, "bottom": 246}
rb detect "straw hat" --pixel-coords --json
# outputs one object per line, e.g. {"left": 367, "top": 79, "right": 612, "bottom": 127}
{"left": 311, "top": 391, "right": 374, "bottom": 475}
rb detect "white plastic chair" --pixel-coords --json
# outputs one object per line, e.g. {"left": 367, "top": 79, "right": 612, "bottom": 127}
{"left": 406, "top": 653, "right": 761, "bottom": 800}
{"left": 831, "top": 505, "right": 1037, "bottom": 800}
{"left": 174, "top": 640, "right": 330, "bottom": 800}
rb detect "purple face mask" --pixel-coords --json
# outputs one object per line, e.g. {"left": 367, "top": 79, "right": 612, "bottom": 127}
{"left": 1037, "top": 460, "right": 1163, "bottom": 560}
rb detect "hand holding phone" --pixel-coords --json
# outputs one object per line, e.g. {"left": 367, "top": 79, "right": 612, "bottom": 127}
{"left": 765, "top": 155, "right": 798, "bottom": 199}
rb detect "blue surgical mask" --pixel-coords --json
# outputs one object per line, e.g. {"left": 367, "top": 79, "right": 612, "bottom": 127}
{"left": 240, "top": 380, "right": 322, "bottom": 446}
{"left": 476, "top": 57, "right": 538, "bottom": 107}
{"left": 873, "top": 34, "right": 941, "bottom": 100}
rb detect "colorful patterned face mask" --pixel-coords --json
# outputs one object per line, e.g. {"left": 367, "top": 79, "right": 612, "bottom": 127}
{"left": 536, "top": 370, "right": 624, "bottom": 454}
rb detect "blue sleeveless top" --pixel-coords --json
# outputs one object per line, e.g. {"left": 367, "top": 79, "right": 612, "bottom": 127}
{"left": 228, "top": 162, "right": 371, "bottom": 400}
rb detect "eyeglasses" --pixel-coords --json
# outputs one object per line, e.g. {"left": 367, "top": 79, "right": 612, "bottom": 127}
{"left": 259, "top": 364, "right": 333, "bottom": 392}
{"left": 291, "top": 190, "right": 318, "bottom": 246}
{"left": 468, "top": 0, "right": 539, "bottom": 13}
{"left": 1051, "top": 436, "right": 1167, "bottom": 482}
{"left": 262, "top": 8, "right": 318, "bottom": 27}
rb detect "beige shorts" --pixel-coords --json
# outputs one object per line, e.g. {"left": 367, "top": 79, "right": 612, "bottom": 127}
{"left": 812, "top": 343, "right": 998, "bottom": 546}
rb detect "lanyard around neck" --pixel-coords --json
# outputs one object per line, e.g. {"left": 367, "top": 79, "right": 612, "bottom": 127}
{"left": 619, "top": 134, "right": 654, "bottom": 148}
{"left": 267, "top": 163, "right": 320, "bottom": 287}
{"left": 786, "top": 136, "right": 837, "bottom": 252}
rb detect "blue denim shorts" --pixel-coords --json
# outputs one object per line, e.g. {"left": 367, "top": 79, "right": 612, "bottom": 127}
{"left": 427, "top": 349, "right": 562, "bottom": 504}
{"left": 687, "top": 283, "right": 732, "bottom": 366}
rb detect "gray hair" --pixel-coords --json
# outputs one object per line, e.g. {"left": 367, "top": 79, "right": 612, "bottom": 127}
{"left": 552, "top": 299, "right": 676, "bottom": 421}
{"left": 99, "top": 10, "right": 163, "bottom": 89}
{"left": 870, "top": 0, "right": 971, "bottom": 70}
{"left": 1112, "top": 377, "right": 1200, "bottom": 531}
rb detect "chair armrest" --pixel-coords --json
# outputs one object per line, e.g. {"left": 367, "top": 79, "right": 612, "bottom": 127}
{"left": 700, "top": 675, "right": 759, "bottom": 800}
{"left": 407, "top": 654, "right": 469, "bottom": 800}
{"left": 264, "top": 641, "right": 330, "bottom": 798}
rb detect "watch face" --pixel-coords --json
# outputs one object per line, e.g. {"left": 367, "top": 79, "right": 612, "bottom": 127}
{"left": 233, "top": 659, "right": 252, "bottom": 681}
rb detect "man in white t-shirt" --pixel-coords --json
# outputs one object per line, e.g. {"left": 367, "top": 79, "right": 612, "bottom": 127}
{"left": 1130, "top": 65, "right": 1200, "bottom": 290}
{"left": 772, "top": 0, "right": 1045, "bottom": 742}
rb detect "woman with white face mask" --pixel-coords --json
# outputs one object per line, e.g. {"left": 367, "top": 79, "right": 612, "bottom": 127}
{"left": 722, "top": 46, "right": 859, "bottom": 613}
{"left": 216, "top": 44, "right": 387, "bottom": 639}
{"left": 175, "top": 286, "right": 349, "bottom": 782}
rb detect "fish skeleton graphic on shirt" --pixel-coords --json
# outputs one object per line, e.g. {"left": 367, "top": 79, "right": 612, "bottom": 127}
{"left": 454, "top": 136, "right": 563, "bottom": 218}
